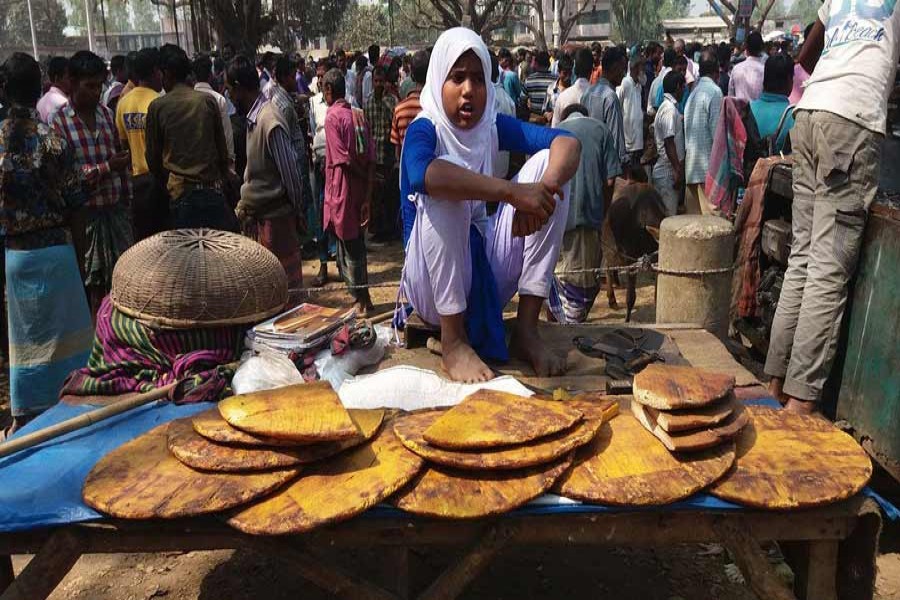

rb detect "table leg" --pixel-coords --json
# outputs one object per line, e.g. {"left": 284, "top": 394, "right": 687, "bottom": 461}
{"left": 715, "top": 522, "right": 796, "bottom": 600}
{"left": 379, "top": 546, "right": 410, "bottom": 600}
{"left": 804, "top": 541, "right": 838, "bottom": 600}
{"left": 837, "top": 501, "right": 882, "bottom": 600}
{"left": 251, "top": 538, "right": 398, "bottom": 600}
{"left": 417, "top": 523, "right": 516, "bottom": 600}
{"left": 0, "top": 529, "right": 83, "bottom": 600}
{"left": 0, "top": 556, "right": 13, "bottom": 595}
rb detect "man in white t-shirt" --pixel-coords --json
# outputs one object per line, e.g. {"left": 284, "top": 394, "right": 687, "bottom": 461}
{"left": 616, "top": 56, "right": 645, "bottom": 167}
{"left": 765, "top": 0, "right": 900, "bottom": 414}
{"left": 552, "top": 49, "right": 592, "bottom": 127}
{"left": 651, "top": 71, "right": 686, "bottom": 216}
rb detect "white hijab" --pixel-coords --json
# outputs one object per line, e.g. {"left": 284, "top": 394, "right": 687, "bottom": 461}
{"left": 416, "top": 27, "right": 498, "bottom": 179}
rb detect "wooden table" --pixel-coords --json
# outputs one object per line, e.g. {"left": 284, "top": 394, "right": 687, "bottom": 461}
{"left": 0, "top": 496, "right": 881, "bottom": 600}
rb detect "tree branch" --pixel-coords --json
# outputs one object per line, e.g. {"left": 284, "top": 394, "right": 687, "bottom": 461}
{"left": 756, "top": 0, "right": 777, "bottom": 27}
{"left": 707, "top": 0, "right": 733, "bottom": 27}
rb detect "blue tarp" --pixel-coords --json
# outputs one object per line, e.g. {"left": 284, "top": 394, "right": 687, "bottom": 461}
{"left": 0, "top": 401, "right": 209, "bottom": 533}
{"left": 0, "top": 397, "right": 896, "bottom": 534}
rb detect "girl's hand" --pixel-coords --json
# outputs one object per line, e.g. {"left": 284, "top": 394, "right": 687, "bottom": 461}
{"left": 512, "top": 211, "right": 544, "bottom": 238}
{"left": 508, "top": 181, "right": 555, "bottom": 220}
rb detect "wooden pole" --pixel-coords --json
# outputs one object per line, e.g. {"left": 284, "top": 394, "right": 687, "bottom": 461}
{"left": 84, "top": 0, "right": 95, "bottom": 52}
{"left": 172, "top": 0, "right": 180, "bottom": 48}
{"left": 0, "top": 384, "right": 175, "bottom": 460}
{"left": 25, "top": 0, "right": 38, "bottom": 59}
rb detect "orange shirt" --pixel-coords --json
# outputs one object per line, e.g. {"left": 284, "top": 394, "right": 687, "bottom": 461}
{"left": 590, "top": 64, "right": 603, "bottom": 85}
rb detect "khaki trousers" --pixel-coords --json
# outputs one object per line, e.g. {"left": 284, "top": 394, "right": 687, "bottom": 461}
{"left": 685, "top": 183, "right": 717, "bottom": 215}
{"left": 764, "top": 110, "right": 881, "bottom": 402}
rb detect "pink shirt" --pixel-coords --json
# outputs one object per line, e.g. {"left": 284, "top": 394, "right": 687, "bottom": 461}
{"left": 728, "top": 55, "right": 766, "bottom": 102}
{"left": 36, "top": 86, "right": 68, "bottom": 124}
{"left": 324, "top": 99, "right": 374, "bottom": 241}
{"left": 789, "top": 64, "right": 810, "bottom": 105}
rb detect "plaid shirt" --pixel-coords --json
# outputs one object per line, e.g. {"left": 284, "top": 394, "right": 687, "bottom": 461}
{"left": 51, "top": 104, "right": 130, "bottom": 208}
{"left": 684, "top": 76, "right": 723, "bottom": 185}
{"left": 364, "top": 92, "right": 398, "bottom": 166}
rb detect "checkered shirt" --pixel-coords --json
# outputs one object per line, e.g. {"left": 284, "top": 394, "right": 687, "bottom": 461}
{"left": 365, "top": 93, "right": 398, "bottom": 166}
{"left": 51, "top": 104, "right": 130, "bottom": 208}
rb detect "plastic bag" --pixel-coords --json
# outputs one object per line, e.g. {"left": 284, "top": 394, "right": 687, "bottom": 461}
{"left": 338, "top": 365, "right": 533, "bottom": 410}
{"left": 232, "top": 350, "right": 304, "bottom": 395}
{"left": 314, "top": 326, "right": 390, "bottom": 390}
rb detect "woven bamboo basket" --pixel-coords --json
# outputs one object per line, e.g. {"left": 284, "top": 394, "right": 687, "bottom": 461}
{"left": 110, "top": 229, "right": 288, "bottom": 329}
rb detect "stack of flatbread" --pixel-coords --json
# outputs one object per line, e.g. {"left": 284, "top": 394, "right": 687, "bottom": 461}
{"left": 83, "top": 382, "right": 425, "bottom": 535}
{"left": 630, "top": 364, "right": 749, "bottom": 453}
{"left": 390, "top": 390, "right": 618, "bottom": 519}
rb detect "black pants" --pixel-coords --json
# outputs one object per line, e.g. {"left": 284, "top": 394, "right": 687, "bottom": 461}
{"left": 132, "top": 173, "right": 169, "bottom": 241}
{"left": 171, "top": 188, "right": 239, "bottom": 232}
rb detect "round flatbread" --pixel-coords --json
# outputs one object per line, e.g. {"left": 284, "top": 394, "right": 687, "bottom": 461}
{"left": 709, "top": 406, "right": 872, "bottom": 509}
{"left": 632, "top": 401, "right": 750, "bottom": 453}
{"left": 554, "top": 411, "right": 735, "bottom": 506}
{"left": 393, "top": 398, "right": 614, "bottom": 470}
{"left": 192, "top": 410, "right": 305, "bottom": 447}
{"left": 218, "top": 381, "right": 357, "bottom": 442}
{"left": 83, "top": 424, "right": 300, "bottom": 519}
{"left": 645, "top": 394, "right": 737, "bottom": 433}
{"left": 169, "top": 409, "right": 384, "bottom": 472}
{"left": 227, "top": 427, "right": 424, "bottom": 535}
{"left": 422, "top": 390, "right": 583, "bottom": 449}
{"left": 392, "top": 454, "right": 573, "bottom": 519}
{"left": 633, "top": 364, "right": 735, "bottom": 410}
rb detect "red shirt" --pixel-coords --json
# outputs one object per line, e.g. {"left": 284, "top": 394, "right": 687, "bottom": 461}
{"left": 324, "top": 99, "right": 374, "bottom": 241}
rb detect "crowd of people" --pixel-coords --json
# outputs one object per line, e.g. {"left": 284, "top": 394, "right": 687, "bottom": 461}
{"left": 0, "top": 0, "right": 896, "bottom": 430}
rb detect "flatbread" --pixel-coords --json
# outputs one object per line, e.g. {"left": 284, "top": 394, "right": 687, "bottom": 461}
{"left": 168, "top": 409, "right": 384, "bottom": 472}
{"left": 554, "top": 408, "right": 735, "bottom": 506}
{"left": 83, "top": 424, "right": 300, "bottom": 519}
{"left": 643, "top": 394, "right": 737, "bottom": 432}
{"left": 422, "top": 390, "right": 583, "bottom": 449}
{"left": 393, "top": 397, "right": 614, "bottom": 470}
{"left": 193, "top": 407, "right": 384, "bottom": 448}
{"left": 392, "top": 454, "right": 573, "bottom": 519}
{"left": 218, "top": 381, "right": 357, "bottom": 442}
{"left": 633, "top": 364, "right": 735, "bottom": 410}
{"left": 709, "top": 406, "right": 872, "bottom": 509}
{"left": 193, "top": 410, "right": 306, "bottom": 447}
{"left": 632, "top": 402, "right": 750, "bottom": 452}
{"left": 228, "top": 427, "right": 424, "bottom": 535}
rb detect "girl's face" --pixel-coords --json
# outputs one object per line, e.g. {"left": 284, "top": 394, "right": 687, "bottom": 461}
{"left": 442, "top": 50, "right": 487, "bottom": 130}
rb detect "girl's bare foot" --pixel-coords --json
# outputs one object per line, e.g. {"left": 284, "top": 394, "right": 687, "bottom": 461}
{"left": 442, "top": 339, "right": 494, "bottom": 383}
{"left": 511, "top": 328, "right": 567, "bottom": 377}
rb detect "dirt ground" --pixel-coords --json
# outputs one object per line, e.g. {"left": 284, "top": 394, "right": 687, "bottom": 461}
{"left": 3, "top": 239, "right": 900, "bottom": 599}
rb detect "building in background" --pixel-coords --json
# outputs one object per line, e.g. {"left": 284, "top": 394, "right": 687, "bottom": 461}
{"left": 661, "top": 16, "right": 730, "bottom": 43}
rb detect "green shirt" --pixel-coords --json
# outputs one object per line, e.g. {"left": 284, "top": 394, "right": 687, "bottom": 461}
{"left": 145, "top": 85, "right": 230, "bottom": 201}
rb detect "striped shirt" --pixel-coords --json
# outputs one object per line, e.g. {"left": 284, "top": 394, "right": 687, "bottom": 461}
{"left": 51, "top": 104, "right": 130, "bottom": 208}
{"left": 261, "top": 82, "right": 313, "bottom": 210}
{"left": 246, "top": 95, "right": 306, "bottom": 212}
{"left": 684, "top": 76, "right": 723, "bottom": 185}
{"left": 524, "top": 70, "right": 556, "bottom": 116}
{"left": 390, "top": 90, "right": 422, "bottom": 151}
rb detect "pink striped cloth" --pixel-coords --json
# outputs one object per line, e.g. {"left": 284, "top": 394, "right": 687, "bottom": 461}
{"left": 705, "top": 97, "right": 750, "bottom": 219}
